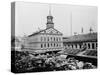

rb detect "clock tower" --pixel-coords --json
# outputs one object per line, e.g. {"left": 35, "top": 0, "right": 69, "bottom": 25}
{"left": 46, "top": 8, "right": 54, "bottom": 29}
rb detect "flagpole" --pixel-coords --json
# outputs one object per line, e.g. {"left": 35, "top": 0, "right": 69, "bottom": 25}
{"left": 70, "top": 12, "right": 72, "bottom": 36}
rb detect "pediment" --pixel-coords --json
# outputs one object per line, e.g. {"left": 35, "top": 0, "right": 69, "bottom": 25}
{"left": 40, "top": 28, "right": 62, "bottom": 35}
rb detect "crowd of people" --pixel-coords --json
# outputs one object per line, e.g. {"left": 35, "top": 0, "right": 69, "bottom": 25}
{"left": 11, "top": 51, "right": 96, "bottom": 73}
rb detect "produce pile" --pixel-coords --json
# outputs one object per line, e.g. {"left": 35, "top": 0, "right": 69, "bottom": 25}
{"left": 11, "top": 51, "right": 96, "bottom": 73}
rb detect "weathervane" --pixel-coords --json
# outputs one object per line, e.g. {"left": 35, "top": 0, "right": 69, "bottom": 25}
{"left": 49, "top": 4, "right": 52, "bottom": 16}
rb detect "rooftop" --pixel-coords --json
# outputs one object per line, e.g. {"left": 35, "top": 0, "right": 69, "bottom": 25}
{"left": 28, "top": 27, "right": 63, "bottom": 37}
{"left": 63, "top": 32, "right": 97, "bottom": 42}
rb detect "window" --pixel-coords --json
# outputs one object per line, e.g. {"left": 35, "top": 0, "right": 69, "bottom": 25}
{"left": 75, "top": 45, "right": 77, "bottom": 49}
{"left": 96, "top": 43, "right": 97, "bottom": 48}
{"left": 54, "top": 37, "right": 55, "bottom": 41}
{"left": 80, "top": 45, "right": 81, "bottom": 49}
{"left": 48, "top": 43, "right": 49, "bottom": 47}
{"left": 51, "top": 43, "right": 52, "bottom": 47}
{"left": 51, "top": 37, "right": 52, "bottom": 41}
{"left": 41, "top": 44, "right": 43, "bottom": 48}
{"left": 92, "top": 43, "right": 95, "bottom": 49}
{"left": 47, "top": 37, "right": 49, "bottom": 41}
{"left": 88, "top": 43, "right": 90, "bottom": 49}
{"left": 44, "top": 37, "right": 46, "bottom": 41}
{"left": 41, "top": 37, "right": 43, "bottom": 41}
{"left": 44, "top": 43, "right": 46, "bottom": 47}
{"left": 72, "top": 45, "right": 73, "bottom": 49}
{"left": 56, "top": 37, "right": 58, "bottom": 41}
{"left": 54, "top": 43, "right": 55, "bottom": 47}
{"left": 57, "top": 44, "right": 58, "bottom": 47}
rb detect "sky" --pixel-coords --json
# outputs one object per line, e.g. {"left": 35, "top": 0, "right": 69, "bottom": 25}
{"left": 15, "top": 2, "right": 98, "bottom": 37}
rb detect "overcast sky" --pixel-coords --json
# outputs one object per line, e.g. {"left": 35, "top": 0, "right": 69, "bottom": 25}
{"left": 15, "top": 2, "right": 98, "bottom": 37}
